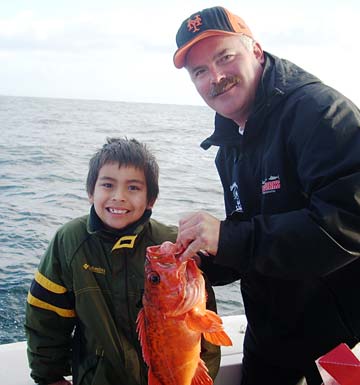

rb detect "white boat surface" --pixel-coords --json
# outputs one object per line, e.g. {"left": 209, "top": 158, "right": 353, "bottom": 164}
{"left": 0, "top": 314, "right": 246, "bottom": 385}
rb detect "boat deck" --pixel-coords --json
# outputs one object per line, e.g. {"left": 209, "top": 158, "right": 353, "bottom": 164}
{"left": 0, "top": 314, "right": 246, "bottom": 385}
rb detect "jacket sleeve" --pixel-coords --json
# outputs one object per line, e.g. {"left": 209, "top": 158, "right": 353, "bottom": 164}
{"left": 216, "top": 90, "right": 360, "bottom": 279}
{"left": 25, "top": 229, "right": 76, "bottom": 385}
{"left": 199, "top": 252, "right": 241, "bottom": 286}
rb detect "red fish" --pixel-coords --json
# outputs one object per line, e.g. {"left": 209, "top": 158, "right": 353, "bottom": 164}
{"left": 136, "top": 241, "right": 232, "bottom": 385}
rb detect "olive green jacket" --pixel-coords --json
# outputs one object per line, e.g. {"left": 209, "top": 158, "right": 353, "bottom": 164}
{"left": 25, "top": 208, "right": 220, "bottom": 385}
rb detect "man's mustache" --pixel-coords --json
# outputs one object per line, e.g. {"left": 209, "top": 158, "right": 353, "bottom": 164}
{"left": 210, "top": 75, "right": 241, "bottom": 97}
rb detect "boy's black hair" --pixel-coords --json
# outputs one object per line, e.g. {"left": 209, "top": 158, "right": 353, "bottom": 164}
{"left": 86, "top": 137, "right": 159, "bottom": 204}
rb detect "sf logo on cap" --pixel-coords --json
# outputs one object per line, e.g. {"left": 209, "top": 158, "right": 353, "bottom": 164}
{"left": 187, "top": 15, "right": 202, "bottom": 33}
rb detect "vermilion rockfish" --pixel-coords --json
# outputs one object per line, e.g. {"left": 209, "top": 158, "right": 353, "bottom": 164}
{"left": 136, "top": 241, "right": 232, "bottom": 385}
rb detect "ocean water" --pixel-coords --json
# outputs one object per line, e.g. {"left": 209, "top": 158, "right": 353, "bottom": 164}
{"left": 0, "top": 95, "right": 244, "bottom": 344}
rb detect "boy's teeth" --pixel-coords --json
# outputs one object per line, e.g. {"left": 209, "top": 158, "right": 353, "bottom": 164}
{"left": 109, "top": 208, "right": 127, "bottom": 214}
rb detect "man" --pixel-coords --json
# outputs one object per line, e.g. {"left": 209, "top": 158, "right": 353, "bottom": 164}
{"left": 173, "top": 6, "right": 360, "bottom": 385}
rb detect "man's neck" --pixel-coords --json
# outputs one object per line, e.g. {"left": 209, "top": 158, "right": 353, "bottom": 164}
{"left": 231, "top": 115, "right": 248, "bottom": 131}
{"left": 228, "top": 108, "right": 250, "bottom": 129}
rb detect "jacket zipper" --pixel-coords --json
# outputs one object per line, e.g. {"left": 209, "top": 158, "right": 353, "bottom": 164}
{"left": 124, "top": 252, "right": 147, "bottom": 385}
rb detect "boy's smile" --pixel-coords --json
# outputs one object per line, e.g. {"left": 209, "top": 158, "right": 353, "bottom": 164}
{"left": 89, "top": 163, "right": 152, "bottom": 230}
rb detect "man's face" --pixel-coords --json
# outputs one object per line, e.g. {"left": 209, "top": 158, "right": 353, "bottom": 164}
{"left": 185, "top": 35, "right": 264, "bottom": 125}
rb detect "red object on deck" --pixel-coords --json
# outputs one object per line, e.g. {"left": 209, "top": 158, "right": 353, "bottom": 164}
{"left": 316, "top": 343, "right": 360, "bottom": 385}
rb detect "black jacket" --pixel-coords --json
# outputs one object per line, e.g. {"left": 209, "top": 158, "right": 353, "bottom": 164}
{"left": 201, "top": 52, "right": 360, "bottom": 366}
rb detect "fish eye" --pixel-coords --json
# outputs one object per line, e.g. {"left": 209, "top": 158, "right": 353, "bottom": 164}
{"left": 148, "top": 271, "right": 160, "bottom": 285}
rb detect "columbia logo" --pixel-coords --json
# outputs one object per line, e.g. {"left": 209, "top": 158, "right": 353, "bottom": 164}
{"left": 83, "top": 264, "right": 106, "bottom": 275}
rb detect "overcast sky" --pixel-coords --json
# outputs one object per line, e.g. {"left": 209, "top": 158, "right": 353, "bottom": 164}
{"left": 0, "top": 0, "right": 359, "bottom": 106}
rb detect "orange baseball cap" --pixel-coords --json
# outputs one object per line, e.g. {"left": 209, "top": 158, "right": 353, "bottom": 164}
{"left": 173, "top": 6, "right": 253, "bottom": 69}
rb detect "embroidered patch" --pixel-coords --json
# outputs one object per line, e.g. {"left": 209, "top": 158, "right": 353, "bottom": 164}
{"left": 187, "top": 15, "right": 202, "bottom": 33}
{"left": 262, "top": 175, "right": 281, "bottom": 194}
{"left": 83, "top": 264, "right": 106, "bottom": 275}
{"left": 230, "top": 182, "right": 243, "bottom": 212}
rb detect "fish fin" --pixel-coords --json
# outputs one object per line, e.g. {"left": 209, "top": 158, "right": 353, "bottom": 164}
{"left": 203, "top": 330, "right": 233, "bottom": 346}
{"left": 191, "top": 359, "right": 213, "bottom": 385}
{"left": 185, "top": 309, "right": 233, "bottom": 346}
{"left": 186, "top": 308, "right": 225, "bottom": 332}
{"left": 136, "top": 308, "right": 151, "bottom": 365}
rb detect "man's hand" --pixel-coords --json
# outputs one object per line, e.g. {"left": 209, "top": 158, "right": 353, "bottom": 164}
{"left": 177, "top": 211, "right": 220, "bottom": 260}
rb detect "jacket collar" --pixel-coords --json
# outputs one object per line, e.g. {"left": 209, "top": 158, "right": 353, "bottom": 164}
{"left": 87, "top": 205, "right": 152, "bottom": 239}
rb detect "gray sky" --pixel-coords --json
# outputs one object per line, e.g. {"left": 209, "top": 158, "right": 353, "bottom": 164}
{"left": 0, "top": 0, "right": 359, "bottom": 106}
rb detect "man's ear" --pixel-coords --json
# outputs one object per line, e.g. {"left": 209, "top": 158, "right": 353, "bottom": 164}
{"left": 253, "top": 42, "right": 265, "bottom": 64}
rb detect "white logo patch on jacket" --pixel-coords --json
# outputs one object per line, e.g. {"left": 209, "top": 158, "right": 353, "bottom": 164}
{"left": 230, "top": 182, "right": 243, "bottom": 212}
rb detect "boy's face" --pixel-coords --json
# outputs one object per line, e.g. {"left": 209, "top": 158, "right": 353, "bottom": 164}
{"left": 89, "top": 162, "right": 153, "bottom": 230}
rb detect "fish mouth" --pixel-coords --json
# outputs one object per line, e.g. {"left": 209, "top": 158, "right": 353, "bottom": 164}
{"left": 210, "top": 75, "right": 241, "bottom": 98}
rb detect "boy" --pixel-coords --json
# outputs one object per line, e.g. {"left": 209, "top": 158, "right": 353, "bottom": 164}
{"left": 25, "top": 138, "right": 220, "bottom": 385}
